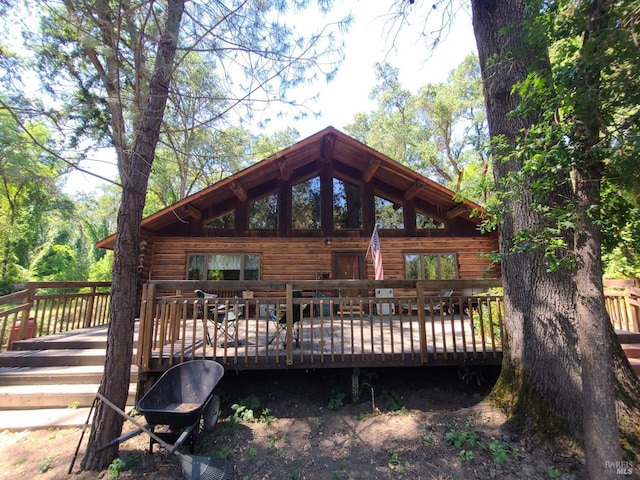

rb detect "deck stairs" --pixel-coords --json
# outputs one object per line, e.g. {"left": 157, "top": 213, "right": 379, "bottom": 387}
{"left": 0, "top": 326, "right": 637, "bottom": 429}
{"left": 0, "top": 325, "right": 137, "bottom": 416}
{"left": 618, "top": 331, "right": 640, "bottom": 377}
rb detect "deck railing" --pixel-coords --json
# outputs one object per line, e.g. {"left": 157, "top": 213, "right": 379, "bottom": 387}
{"left": 136, "top": 279, "right": 504, "bottom": 372}
{"left": 0, "top": 281, "right": 111, "bottom": 352}
{"left": 603, "top": 279, "right": 640, "bottom": 333}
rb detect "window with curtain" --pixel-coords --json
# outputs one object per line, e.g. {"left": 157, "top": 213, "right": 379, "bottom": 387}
{"left": 404, "top": 253, "right": 458, "bottom": 280}
{"left": 187, "top": 254, "right": 260, "bottom": 280}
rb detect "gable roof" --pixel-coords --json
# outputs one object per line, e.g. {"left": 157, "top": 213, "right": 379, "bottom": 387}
{"left": 97, "top": 126, "right": 487, "bottom": 249}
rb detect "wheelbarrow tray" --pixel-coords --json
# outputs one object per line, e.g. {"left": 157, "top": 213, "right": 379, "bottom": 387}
{"left": 138, "top": 360, "right": 224, "bottom": 428}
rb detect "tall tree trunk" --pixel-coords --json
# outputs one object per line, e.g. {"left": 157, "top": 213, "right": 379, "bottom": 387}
{"left": 470, "top": 0, "right": 584, "bottom": 435}
{"left": 572, "top": 1, "right": 625, "bottom": 476}
{"left": 81, "top": 0, "right": 185, "bottom": 470}
{"left": 470, "top": 0, "right": 640, "bottom": 467}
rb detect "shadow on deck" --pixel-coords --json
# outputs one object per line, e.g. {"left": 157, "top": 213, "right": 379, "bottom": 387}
{"left": 144, "top": 309, "right": 503, "bottom": 373}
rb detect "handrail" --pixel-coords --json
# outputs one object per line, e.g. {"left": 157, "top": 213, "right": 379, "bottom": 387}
{"left": 135, "top": 278, "right": 639, "bottom": 372}
{"left": 136, "top": 280, "right": 505, "bottom": 372}
{"left": 0, "top": 281, "right": 112, "bottom": 352}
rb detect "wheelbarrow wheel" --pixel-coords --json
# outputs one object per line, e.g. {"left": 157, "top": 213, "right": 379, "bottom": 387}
{"left": 203, "top": 395, "right": 221, "bottom": 432}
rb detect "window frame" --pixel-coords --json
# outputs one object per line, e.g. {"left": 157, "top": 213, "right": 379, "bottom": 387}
{"left": 186, "top": 253, "right": 261, "bottom": 281}
{"left": 404, "top": 253, "right": 458, "bottom": 280}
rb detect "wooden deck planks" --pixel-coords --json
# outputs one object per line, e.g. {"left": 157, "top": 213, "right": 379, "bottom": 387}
{"left": 146, "top": 311, "right": 503, "bottom": 371}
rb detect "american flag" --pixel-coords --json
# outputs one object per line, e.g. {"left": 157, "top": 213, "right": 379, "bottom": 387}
{"left": 370, "top": 226, "right": 384, "bottom": 280}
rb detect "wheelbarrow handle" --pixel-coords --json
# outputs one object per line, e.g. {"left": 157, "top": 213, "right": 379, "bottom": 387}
{"left": 96, "top": 392, "right": 178, "bottom": 455}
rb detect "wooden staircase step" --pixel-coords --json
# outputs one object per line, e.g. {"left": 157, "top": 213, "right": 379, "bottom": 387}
{"left": 0, "top": 383, "right": 136, "bottom": 410}
{"left": 10, "top": 336, "right": 108, "bottom": 351}
{"left": 0, "top": 365, "right": 138, "bottom": 386}
{"left": 622, "top": 344, "right": 640, "bottom": 359}
{"left": 629, "top": 358, "right": 640, "bottom": 376}
{"left": 616, "top": 331, "right": 640, "bottom": 344}
{"left": 0, "top": 349, "right": 108, "bottom": 368}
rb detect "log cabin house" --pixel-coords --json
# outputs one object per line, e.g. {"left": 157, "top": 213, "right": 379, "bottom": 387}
{"left": 96, "top": 127, "right": 502, "bottom": 374}
{"left": 97, "top": 126, "right": 498, "bottom": 286}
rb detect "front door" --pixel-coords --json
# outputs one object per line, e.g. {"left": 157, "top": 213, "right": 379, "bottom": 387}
{"left": 334, "top": 252, "right": 364, "bottom": 298}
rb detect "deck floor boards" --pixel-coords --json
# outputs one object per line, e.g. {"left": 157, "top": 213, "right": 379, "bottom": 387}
{"left": 145, "top": 311, "right": 503, "bottom": 370}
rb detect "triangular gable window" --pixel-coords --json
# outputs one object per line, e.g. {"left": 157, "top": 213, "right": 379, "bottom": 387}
{"left": 375, "top": 196, "right": 404, "bottom": 229}
{"left": 417, "top": 211, "right": 445, "bottom": 229}
{"left": 205, "top": 211, "right": 234, "bottom": 229}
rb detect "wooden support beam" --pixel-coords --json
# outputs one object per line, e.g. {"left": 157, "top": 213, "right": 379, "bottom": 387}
{"left": 229, "top": 180, "right": 248, "bottom": 201}
{"left": 322, "top": 133, "right": 336, "bottom": 162}
{"left": 277, "top": 156, "right": 290, "bottom": 180}
{"left": 404, "top": 180, "right": 425, "bottom": 200}
{"left": 446, "top": 204, "right": 470, "bottom": 219}
{"left": 363, "top": 157, "right": 381, "bottom": 182}
{"left": 176, "top": 204, "right": 201, "bottom": 220}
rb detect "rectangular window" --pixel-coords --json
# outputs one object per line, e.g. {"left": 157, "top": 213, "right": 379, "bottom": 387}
{"left": 404, "top": 253, "right": 458, "bottom": 280}
{"left": 187, "top": 254, "right": 260, "bottom": 281}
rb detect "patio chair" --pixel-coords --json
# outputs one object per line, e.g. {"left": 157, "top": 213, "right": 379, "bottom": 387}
{"left": 425, "top": 289, "right": 454, "bottom": 315}
{"left": 195, "top": 289, "right": 241, "bottom": 346}
{"left": 268, "top": 291, "right": 308, "bottom": 348}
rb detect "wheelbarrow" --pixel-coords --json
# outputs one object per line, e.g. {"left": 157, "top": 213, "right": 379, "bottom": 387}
{"left": 70, "top": 360, "right": 233, "bottom": 480}
{"left": 136, "top": 359, "right": 225, "bottom": 454}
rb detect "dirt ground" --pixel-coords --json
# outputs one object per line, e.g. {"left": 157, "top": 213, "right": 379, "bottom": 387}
{"left": 0, "top": 366, "right": 589, "bottom": 480}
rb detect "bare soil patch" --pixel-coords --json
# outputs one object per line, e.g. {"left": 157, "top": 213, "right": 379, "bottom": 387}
{"left": 0, "top": 366, "right": 586, "bottom": 479}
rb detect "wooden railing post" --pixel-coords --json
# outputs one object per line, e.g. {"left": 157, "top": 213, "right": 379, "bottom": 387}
{"left": 286, "top": 283, "right": 294, "bottom": 366}
{"left": 627, "top": 286, "right": 640, "bottom": 332}
{"left": 83, "top": 286, "right": 96, "bottom": 328}
{"left": 417, "top": 281, "right": 427, "bottom": 363}
{"left": 17, "top": 284, "right": 35, "bottom": 341}
{"left": 138, "top": 282, "right": 156, "bottom": 371}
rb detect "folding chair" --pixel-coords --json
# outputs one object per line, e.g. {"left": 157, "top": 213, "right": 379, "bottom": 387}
{"left": 269, "top": 291, "right": 307, "bottom": 347}
{"left": 195, "top": 289, "right": 240, "bottom": 346}
{"left": 425, "top": 289, "right": 454, "bottom": 315}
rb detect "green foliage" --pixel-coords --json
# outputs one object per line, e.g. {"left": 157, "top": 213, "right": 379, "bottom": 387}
{"left": 472, "top": 303, "right": 502, "bottom": 345}
{"left": 344, "top": 56, "right": 489, "bottom": 203}
{"left": 210, "top": 447, "right": 232, "bottom": 459}
{"left": 445, "top": 429, "right": 481, "bottom": 449}
{"left": 87, "top": 251, "right": 113, "bottom": 282}
{"left": 30, "top": 243, "right": 77, "bottom": 281}
{"left": 420, "top": 426, "right": 434, "bottom": 445}
{"left": 547, "top": 466, "right": 561, "bottom": 479}
{"left": 39, "top": 455, "right": 56, "bottom": 473}
{"left": 445, "top": 420, "right": 521, "bottom": 466}
{"left": 380, "top": 390, "right": 404, "bottom": 412}
{"left": 327, "top": 390, "right": 347, "bottom": 411}
{"left": 231, "top": 394, "right": 261, "bottom": 423}
{"left": 108, "top": 455, "right": 138, "bottom": 479}
{"left": 259, "top": 407, "right": 274, "bottom": 426}
{"left": 485, "top": 0, "right": 640, "bottom": 279}
{"left": 0, "top": 108, "right": 72, "bottom": 288}
{"left": 488, "top": 439, "right": 521, "bottom": 464}
{"left": 600, "top": 183, "right": 640, "bottom": 279}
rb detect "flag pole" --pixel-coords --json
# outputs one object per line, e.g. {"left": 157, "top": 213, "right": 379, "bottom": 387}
{"left": 365, "top": 225, "right": 377, "bottom": 259}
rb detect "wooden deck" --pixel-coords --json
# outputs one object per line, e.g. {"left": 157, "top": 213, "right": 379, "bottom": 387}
{"left": 138, "top": 280, "right": 505, "bottom": 372}
{"left": 3, "top": 279, "right": 637, "bottom": 377}
{"left": 147, "top": 312, "right": 503, "bottom": 372}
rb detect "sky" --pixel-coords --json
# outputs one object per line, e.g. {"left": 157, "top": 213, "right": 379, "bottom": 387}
{"left": 267, "top": 1, "right": 478, "bottom": 139}
{"left": 63, "top": 2, "right": 478, "bottom": 194}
